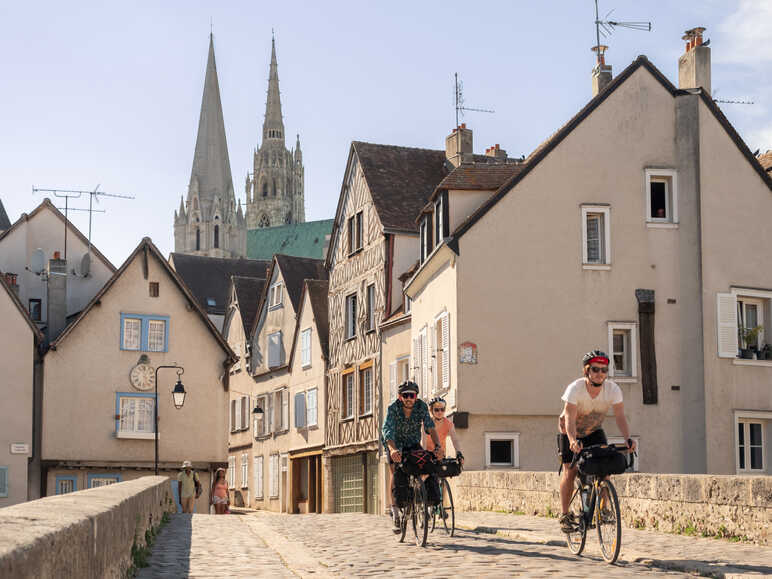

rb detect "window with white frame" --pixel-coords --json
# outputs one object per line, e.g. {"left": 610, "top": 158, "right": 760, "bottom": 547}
{"left": 228, "top": 456, "right": 236, "bottom": 489}
{"left": 254, "top": 456, "right": 263, "bottom": 498}
{"left": 716, "top": 289, "right": 771, "bottom": 359}
{"left": 241, "top": 395, "right": 248, "bottom": 431}
{"left": 56, "top": 476, "right": 76, "bottom": 494}
{"left": 306, "top": 388, "right": 318, "bottom": 427}
{"left": 736, "top": 413, "right": 768, "bottom": 473}
{"left": 116, "top": 394, "right": 155, "bottom": 438}
{"left": 268, "top": 331, "right": 283, "bottom": 368}
{"left": 269, "top": 283, "right": 284, "bottom": 308}
{"left": 434, "top": 192, "right": 448, "bottom": 242}
{"left": 485, "top": 432, "right": 520, "bottom": 468}
{"left": 581, "top": 205, "right": 611, "bottom": 266}
{"left": 607, "top": 322, "right": 638, "bottom": 379}
{"left": 255, "top": 394, "right": 269, "bottom": 436}
{"left": 405, "top": 294, "right": 412, "bottom": 314}
{"left": 241, "top": 453, "right": 249, "bottom": 488}
{"left": 366, "top": 284, "right": 376, "bottom": 332}
{"left": 294, "top": 392, "right": 306, "bottom": 429}
{"left": 266, "top": 392, "right": 274, "bottom": 433}
{"left": 389, "top": 356, "right": 410, "bottom": 402}
{"left": 277, "top": 388, "right": 289, "bottom": 431}
{"left": 269, "top": 454, "right": 279, "bottom": 498}
{"left": 301, "top": 328, "right": 312, "bottom": 367}
{"left": 607, "top": 436, "right": 640, "bottom": 472}
{"left": 645, "top": 168, "right": 678, "bottom": 224}
{"left": 434, "top": 312, "right": 450, "bottom": 391}
{"left": 342, "top": 371, "right": 354, "bottom": 419}
{"left": 120, "top": 314, "right": 168, "bottom": 352}
{"left": 0, "top": 467, "right": 7, "bottom": 498}
{"left": 89, "top": 474, "right": 120, "bottom": 488}
{"left": 359, "top": 365, "right": 372, "bottom": 416}
{"left": 345, "top": 294, "right": 357, "bottom": 340}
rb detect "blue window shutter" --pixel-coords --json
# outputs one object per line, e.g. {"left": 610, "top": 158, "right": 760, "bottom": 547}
{"left": 294, "top": 393, "right": 306, "bottom": 428}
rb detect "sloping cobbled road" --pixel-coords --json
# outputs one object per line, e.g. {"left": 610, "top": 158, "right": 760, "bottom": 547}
{"left": 137, "top": 510, "right": 770, "bottom": 577}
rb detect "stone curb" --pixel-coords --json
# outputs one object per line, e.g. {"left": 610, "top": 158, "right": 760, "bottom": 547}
{"left": 454, "top": 516, "right": 765, "bottom": 579}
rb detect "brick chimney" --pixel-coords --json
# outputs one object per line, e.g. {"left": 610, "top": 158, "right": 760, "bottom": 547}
{"left": 485, "top": 144, "right": 507, "bottom": 160}
{"left": 445, "top": 123, "right": 473, "bottom": 167}
{"left": 678, "top": 27, "right": 710, "bottom": 94}
{"left": 46, "top": 253, "right": 67, "bottom": 340}
{"left": 592, "top": 45, "right": 612, "bottom": 96}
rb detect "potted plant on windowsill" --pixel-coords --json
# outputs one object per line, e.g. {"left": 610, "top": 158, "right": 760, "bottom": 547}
{"left": 740, "top": 326, "right": 763, "bottom": 359}
{"left": 759, "top": 344, "right": 771, "bottom": 361}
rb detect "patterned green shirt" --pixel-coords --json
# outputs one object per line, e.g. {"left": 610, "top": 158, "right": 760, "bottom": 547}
{"left": 381, "top": 398, "right": 434, "bottom": 450}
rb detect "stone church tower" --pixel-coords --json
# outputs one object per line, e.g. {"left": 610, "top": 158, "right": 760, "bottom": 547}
{"left": 245, "top": 37, "right": 305, "bottom": 229}
{"left": 175, "top": 35, "right": 246, "bottom": 258}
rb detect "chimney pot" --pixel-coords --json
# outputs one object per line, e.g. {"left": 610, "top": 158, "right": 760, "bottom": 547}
{"left": 679, "top": 26, "right": 711, "bottom": 94}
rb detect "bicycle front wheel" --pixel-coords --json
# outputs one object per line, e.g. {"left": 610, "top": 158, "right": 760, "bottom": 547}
{"left": 596, "top": 479, "right": 621, "bottom": 563}
{"left": 398, "top": 504, "right": 408, "bottom": 543}
{"left": 566, "top": 485, "right": 587, "bottom": 555}
{"left": 411, "top": 477, "right": 429, "bottom": 547}
{"left": 439, "top": 478, "right": 455, "bottom": 536}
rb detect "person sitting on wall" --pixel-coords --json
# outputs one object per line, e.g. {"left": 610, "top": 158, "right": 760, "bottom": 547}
{"left": 382, "top": 380, "right": 444, "bottom": 533}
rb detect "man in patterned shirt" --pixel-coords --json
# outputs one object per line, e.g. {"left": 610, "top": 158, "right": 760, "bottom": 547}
{"left": 382, "top": 381, "right": 443, "bottom": 531}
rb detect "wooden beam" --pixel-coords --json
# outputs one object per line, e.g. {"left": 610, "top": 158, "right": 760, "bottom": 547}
{"left": 636, "top": 289, "right": 658, "bottom": 404}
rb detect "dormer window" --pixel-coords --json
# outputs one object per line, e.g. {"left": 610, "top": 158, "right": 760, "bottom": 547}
{"left": 420, "top": 215, "right": 433, "bottom": 262}
{"left": 434, "top": 191, "right": 448, "bottom": 243}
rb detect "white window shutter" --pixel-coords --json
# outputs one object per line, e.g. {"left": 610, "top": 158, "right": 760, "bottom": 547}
{"left": 421, "top": 330, "right": 428, "bottom": 394}
{"left": 282, "top": 390, "right": 289, "bottom": 430}
{"left": 294, "top": 392, "right": 306, "bottom": 428}
{"left": 717, "top": 292, "right": 738, "bottom": 358}
{"left": 389, "top": 362, "right": 397, "bottom": 401}
{"left": 431, "top": 325, "right": 438, "bottom": 393}
{"left": 442, "top": 313, "right": 450, "bottom": 389}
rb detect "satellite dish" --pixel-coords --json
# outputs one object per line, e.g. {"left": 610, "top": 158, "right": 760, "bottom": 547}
{"left": 30, "top": 248, "right": 45, "bottom": 274}
{"left": 79, "top": 253, "right": 91, "bottom": 277}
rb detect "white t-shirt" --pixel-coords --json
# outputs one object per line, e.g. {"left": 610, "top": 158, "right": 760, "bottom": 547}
{"left": 561, "top": 378, "right": 623, "bottom": 437}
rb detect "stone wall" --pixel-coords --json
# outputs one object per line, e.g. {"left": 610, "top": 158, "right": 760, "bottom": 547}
{"left": 0, "top": 476, "right": 173, "bottom": 578}
{"left": 449, "top": 471, "right": 770, "bottom": 544}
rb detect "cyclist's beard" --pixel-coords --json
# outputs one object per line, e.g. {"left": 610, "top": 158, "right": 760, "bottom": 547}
{"left": 586, "top": 375, "right": 604, "bottom": 388}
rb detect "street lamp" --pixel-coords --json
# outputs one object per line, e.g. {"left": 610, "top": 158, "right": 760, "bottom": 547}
{"left": 253, "top": 404, "right": 264, "bottom": 438}
{"left": 155, "top": 365, "right": 185, "bottom": 476}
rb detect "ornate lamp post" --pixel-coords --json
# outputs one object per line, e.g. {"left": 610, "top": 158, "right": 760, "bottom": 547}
{"left": 155, "top": 365, "right": 186, "bottom": 475}
{"left": 252, "top": 404, "right": 264, "bottom": 437}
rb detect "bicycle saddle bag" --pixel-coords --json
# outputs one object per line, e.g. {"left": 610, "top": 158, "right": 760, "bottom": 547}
{"left": 578, "top": 446, "right": 627, "bottom": 476}
{"left": 403, "top": 449, "right": 437, "bottom": 475}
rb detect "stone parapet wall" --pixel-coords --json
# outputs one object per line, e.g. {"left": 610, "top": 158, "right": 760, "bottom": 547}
{"left": 0, "top": 476, "right": 173, "bottom": 578}
{"left": 449, "top": 471, "right": 770, "bottom": 544}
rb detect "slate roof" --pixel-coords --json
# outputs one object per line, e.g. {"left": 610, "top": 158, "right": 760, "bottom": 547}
{"left": 169, "top": 253, "right": 270, "bottom": 315}
{"left": 352, "top": 142, "right": 449, "bottom": 233}
{"left": 305, "top": 279, "right": 329, "bottom": 360}
{"left": 759, "top": 150, "right": 772, "bottom": 172}
{"left": 0, "top": 199, "right": 11, "bottom": 231}
{"left": 247, "top": 219, "right": 333, "bottom": 261}
{"left": 274, "top": 254, "right": 328, "bottom": 313}
{"left": 436, "top": 162, "right": 524, "bottom": 192}
{"left": 231, "top": 276, "right": 266, "bottom": 335}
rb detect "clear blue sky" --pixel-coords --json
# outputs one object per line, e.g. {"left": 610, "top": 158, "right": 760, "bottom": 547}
{"left": 1, "top": 1, "right": 769, "bottom": 265}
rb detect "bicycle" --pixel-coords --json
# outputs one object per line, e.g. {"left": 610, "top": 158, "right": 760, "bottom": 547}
{"left": 430, "top": 457, "right": 462, "bottom": 536}
{"left": 564, "top": 443, "right": 635, "bottom": 564}
{"left": 393, "top": 450, "right": 435, "bottom": 547}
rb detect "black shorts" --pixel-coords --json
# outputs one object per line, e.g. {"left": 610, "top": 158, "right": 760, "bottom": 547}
{"left": 557, "top": 429, "right": 607, "bottom": 464}
{"left": 386, "top": 443, "right": 421, "bottom": 465}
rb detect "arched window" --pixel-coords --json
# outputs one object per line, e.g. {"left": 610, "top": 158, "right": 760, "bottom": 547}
{"left": 273, "top": 179, "right": 277, "bottom": 196}
{"left": 214, "top": 225, "right": 219, "bottom": 248}
{"left": 262, "top": 182, "right": 268, "bottom": 197}
{"left": 258, "top": 214, "right": 270, "bottom": 228}
{"left": 196, "top": 228, "right": 200, "bottom": 251}
{"left": 285, "top": 212, "right": 292, "bottom": 225}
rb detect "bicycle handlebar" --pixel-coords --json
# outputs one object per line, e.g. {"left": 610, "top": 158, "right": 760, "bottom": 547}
{"left": 568, "top": 443, "right": 637, "bottom": 471}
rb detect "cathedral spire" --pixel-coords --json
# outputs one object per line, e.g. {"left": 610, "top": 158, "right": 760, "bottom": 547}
{"left": 189, "top": 33, "right": 235, "bottom": 217}
{"left": 262, "top": 34, "right": 285, "bottom": 143}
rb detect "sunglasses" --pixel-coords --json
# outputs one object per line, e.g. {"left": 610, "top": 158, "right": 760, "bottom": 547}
{"left": 401, "top": 392, "right": 416, "bottom": 399}
{"left": 432, "top": 407, "right": 446, "bottom": 413}
{"left": 590, "top": 366, "right": 609, "bottom": 374}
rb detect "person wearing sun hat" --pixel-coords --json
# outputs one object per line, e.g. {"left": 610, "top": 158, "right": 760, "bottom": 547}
{"left": 177, "top": 460, "right": 200, "bottom": 513}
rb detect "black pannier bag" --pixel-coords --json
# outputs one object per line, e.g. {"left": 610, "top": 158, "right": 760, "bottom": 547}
{"left": 392, "top": 468, "right": 412, "bottom": 507}
{"left": 435, "top": 458, "right": 462, "bottom": 478}
{"left": 578, "top": 446, "right": 627, "bottom": 476}
{"left": 402, "top": 449, "right": 437, "bottom": 476}
{"left": 426, "top": 476, "right": 442, "bottom": 506}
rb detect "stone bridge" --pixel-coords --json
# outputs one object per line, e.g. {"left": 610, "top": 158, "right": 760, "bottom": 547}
{"left": 0, "top": 474, "right": 769, "bottom": 578}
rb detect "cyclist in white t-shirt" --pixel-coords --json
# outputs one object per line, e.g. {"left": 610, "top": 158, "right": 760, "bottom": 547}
{"left": 557, "top": 350, "right": 637, "bottom": 533}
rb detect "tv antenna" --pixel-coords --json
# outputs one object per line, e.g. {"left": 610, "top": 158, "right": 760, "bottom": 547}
{"left": 32, "top": 185, "right": 134, "bottom": 259}
{"left": 593, "top": 0, "right": 651, "bottom": 64}
{"left": 712, "top": 88, "right": 754, "bottom": 106}
{"left": 454, "top": 73, "right": 494, "bottom": 128}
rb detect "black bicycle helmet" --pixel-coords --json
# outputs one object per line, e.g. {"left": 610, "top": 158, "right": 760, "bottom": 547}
{"left": 582, "top": 349, "right": 609, "bottom": 366}
{"left": 428, "top": 396, "right": 446, "bottom": 408}
{"left": 398, "top": 380, "right": 419, "bottom": 394}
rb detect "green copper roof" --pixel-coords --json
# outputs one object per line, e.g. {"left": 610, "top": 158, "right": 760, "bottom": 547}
{"left": 247, "top": 219, "right": 333, "bottom": 261}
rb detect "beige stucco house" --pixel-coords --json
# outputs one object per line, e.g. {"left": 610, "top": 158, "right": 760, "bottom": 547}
{"left": 226, "top": 254, "right": 327, "bottom": 512}
{"left": 42, "top": 238, "right": 236, "bottom": 512}
{"left": 0, "top": 273, "right": 43, "bottom": 507}
{"left": 405, "top": 32, "right": 772, "bottom": 475}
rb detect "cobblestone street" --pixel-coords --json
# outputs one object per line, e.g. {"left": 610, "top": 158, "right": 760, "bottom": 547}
{"left": 137, "top": 511, "right": 772, "bottom": 577}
